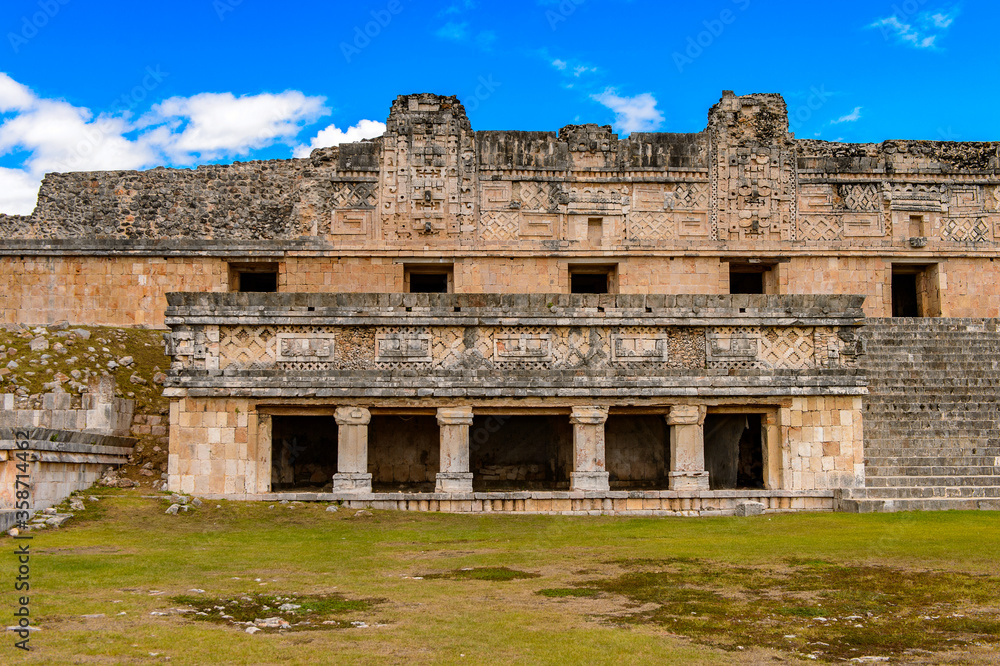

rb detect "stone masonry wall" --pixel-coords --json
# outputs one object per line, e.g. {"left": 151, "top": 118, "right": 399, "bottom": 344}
{"left": 781, "top": 396, "right": 865, "bottom": 490}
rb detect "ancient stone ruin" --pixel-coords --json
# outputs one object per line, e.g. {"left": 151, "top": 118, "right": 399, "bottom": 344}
{"left": 2, "top": 91, "right": 998, "bottom": 514}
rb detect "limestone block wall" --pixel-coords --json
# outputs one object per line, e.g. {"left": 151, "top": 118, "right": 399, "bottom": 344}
{"left": 783, "top": 257, "right": 891, "bottom": 318}
{"left": 781, "top": 396, "right": 865, "bottom": 490}
{"left": 0, "top": 255, "right": 227, "bottom": 327}
{"left": 0, "top": 391, "right": 135, "bottom": 437}
{"left": 167, "top": 397, "right": 255, "bottom": 495}
{"left": 0, "top": 428, "right": 133, "bottom": 513}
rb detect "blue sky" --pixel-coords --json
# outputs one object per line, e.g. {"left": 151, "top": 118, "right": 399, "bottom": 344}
{"left": 0, "top": 0, "right": 995, "bottom": 213}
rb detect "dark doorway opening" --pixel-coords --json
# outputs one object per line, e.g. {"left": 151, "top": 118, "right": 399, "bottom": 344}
{"left": 469, "top": 415, "right": 572, "bottom": 491}
{"left": 271, "top": 416, "right": 337, "bottom": 491}
{"left": 409, "top": 272, "right": 450, "bottom": 293}
{"left": 891, "top": 271, "right": 920, "bottom": 317}
{"left": 704, "top": 414, "right": 764, "bottom": 490}
{"left": 605, "top": 415, "right": 669, "bottom": 489}
{"left": 239, "top": 271, "right": 278, "bottom": 293}
{"left": 571, "top": 272, "right": 608, "bottom": 294}
{"left": 730, "top": 270, "right": 764, "bottom": 295}
{"left": 369, "top": 415, "right": 439, "bottom": 492}
{"left": 729, "top": 262, "right": 773, "bottom": 295}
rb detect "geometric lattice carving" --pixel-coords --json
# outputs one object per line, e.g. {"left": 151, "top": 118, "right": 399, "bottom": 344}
{"left": 839, "top": 184, "right": 881, "bottom": 212}
{"left": 760, "top": 327, "right": 815, "bottom": 369}
{"left": 941, "top": 216, "right": 990, "bottom": 242}
{"left": 799, "top": 215, "right": 843, "bottom": 241}
{"left": 330, "top": 182, "right": 377, "bottom": 209}
{"left": 480, "top": 211, "right": 520, "bottom": 241}
{"left": 627, "top": 212, "right": 674, "bottom": 241}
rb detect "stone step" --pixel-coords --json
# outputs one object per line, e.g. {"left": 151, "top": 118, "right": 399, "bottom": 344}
{"left": 865, "top": 465, "right": 1000, "bottom": 477}
{"left": 857, "top": 486, "right": 1000, "bottom": 499}
{"left": 837, "top": 496, "right": 1000, "bottom": 513}
{"left": 865, "top": 449, "right": 1000, "bottom": 467}
{"left": 866, "top": 475, "right": 1000, "bottom": 488}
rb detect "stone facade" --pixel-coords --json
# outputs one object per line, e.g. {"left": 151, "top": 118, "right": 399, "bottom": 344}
{"left": 2, "top": 90, "right": 999, "bottom": 513}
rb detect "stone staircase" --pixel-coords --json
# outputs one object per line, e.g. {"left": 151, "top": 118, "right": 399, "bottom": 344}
{"left": 838, "top": 318, "right": 1000, "bottom": 512}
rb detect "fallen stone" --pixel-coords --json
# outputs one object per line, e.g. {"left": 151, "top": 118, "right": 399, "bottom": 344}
{"left": 72, "top": 328, "right": 92, "bottom": 340}
{"left": 325, "top": 505, "right": 338, "bottom": 512}
{"left": 191, "top": 498, "right": 203, "bottom": 508}
{"left": 165, "top": 504, "right": 180, "bottom": 515}
{"left": 140, "top": 469, "right": 154, "bottom": 476}
{"left": 42, "top": 507, "right": 57, "bottom": 515}
{"left": 245, "top": 626, "right": 261, "bottom": 634}
{"left": 734, "top": 501, "right": 765, "bottom": 517}
{"left": 81, "top": 614, "right": 105, "bottom": 619}
{"left": 254, "top": 617, "right": 290, "bottom": 628}
{"left": 278, "top": 603, "right": 301, "bottom": 611}
{"left": 70, "top": 499, "right": 86, "bottom": 512}
{"left": 152, "top": 372, "right": 167, "bottom": 385}
{"left": 118, "top": 356, "right": 134, "bottom": 366}
{"left": 29, "top": 337, "right": 49, "bottom": 352}
{"left": 46, "top": 515, "right": 72, "bottom": 527}
{"left": 353, "top": 509, "right": 373, "bottom": 518}
{"left": 129, "top": 373, "right": 147, "bottom": 385}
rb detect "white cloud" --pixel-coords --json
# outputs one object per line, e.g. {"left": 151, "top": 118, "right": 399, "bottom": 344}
{"left": 0, "top": 73, "right": 34, "bottom": 112}
{"left": 0, "top": 72, "right": 348, "bottom": 214}
{"left": 0, "top": 167, "right": 44, "bottom": 215}
{"left": 591, "top": 88, "right": 664, "bottom": 134}
{"left": 293, "top": 119, "right": 386, "bottom": 158}
{"left": 551, "top": 59, "right": 568, "bottom": 70}
{"left": 142, "top": 91, "right": 328, "bottom": 163}
{"left": 573, "top": 65, "right": 597, "bottom": 77}
{"left": 831, "top": 106, "right": 862, "bottom": 124}
{"left": 869, "top": 8, "right": 959, "bottom": 49}
{"left": 436, "top": 22, "right": 469, "bottom": 41}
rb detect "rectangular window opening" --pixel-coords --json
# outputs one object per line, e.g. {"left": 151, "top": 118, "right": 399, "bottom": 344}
{"left": 729, "top": 262, "right": 773, "bottom": 295}
{"left": 230, "top": 262, "right": 279, "bottom": 293}
{"left": 570, "top": 264, "right": 617, "bottom": 294}
{"left": 405, "top": 264, "right": 453, "bottom": 293}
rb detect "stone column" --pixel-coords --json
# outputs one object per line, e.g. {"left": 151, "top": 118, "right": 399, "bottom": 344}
{"left": 666, "top": 405, "right": 710, "bottom": 491}
{"left": 435, "top": 407, "right": 475, "bottom": 493}
{"left": 570, "top": 406, "right": 610, "bottom": 492}
{"left": 333, "top": 407, "right": 372, "bottom": 493}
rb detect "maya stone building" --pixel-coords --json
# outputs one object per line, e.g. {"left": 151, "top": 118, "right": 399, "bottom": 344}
{"left": 2, "top": 91, "right": 999, "bottom": 514}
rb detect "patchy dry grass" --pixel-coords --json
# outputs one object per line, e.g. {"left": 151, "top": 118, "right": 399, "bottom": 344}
{"left": 2, "top": 492, "right": 999, "bottom": 665}
{"left": 539, "top": 557, "right": 1000, "bottom": 661}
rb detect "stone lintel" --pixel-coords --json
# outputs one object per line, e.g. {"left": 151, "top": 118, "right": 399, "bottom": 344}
{"left": 334, "top": 406, "right": 371, "bottom": 426}
{"left": 569, "top": 405, "right": 609, "bottom": 425}
{"left": 436, "top": 407, "right": 474, "bottom": 426}
{"left": 667, "top": 404, "right": 707, "bottom": 426}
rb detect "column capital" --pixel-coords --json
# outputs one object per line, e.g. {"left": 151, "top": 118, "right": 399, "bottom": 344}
{"left": 569, "top": 405, "right": 609, "bottom": 426}
{"left": 436, "top": 407, "right": 474, "bottom": 426}
{"left": 334, "top": 406, "right": 371, "bottom": 426}
{"left": 666, "top": 404, "right": 707, "bottom": 426}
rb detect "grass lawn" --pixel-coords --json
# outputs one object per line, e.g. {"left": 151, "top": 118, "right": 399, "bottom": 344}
{"left": 2, "top": 492, "right": 999, "bottom": 665}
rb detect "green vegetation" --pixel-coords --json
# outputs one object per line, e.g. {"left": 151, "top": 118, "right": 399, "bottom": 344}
{"left": 2, "top": 492, "right": 999, "bottom": 665}
{"left": 0, "top": 325, "right": 170, "bottom": 414}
